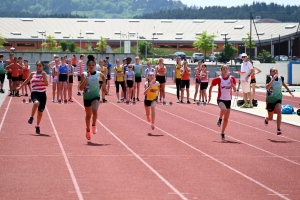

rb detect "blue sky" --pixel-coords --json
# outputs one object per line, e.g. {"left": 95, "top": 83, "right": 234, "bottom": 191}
{"left": 180, "top": 0, "right": 300, "bottom": 7}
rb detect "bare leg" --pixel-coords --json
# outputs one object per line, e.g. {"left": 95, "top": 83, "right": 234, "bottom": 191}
{"left": 137, "top": 82, "right": 140, "bottom": 99}
{"left": 36, "top": 111, "right": 43, "bottom": 126}
{"left": 251, "top": 83, "right": 256, "bottom": 100}
{"left": 221, "top": 109, "right": 231, "bottom": 133}
{"left": 151, "top": 106, "right": 155, "bottom": 124}
{"left": 275, "top": 103, "right": 282, "bottom": 130}
{"left": 181, "top": 88, "right": 184, "bottom": 101}
{"left": 186, "top": 88, "right": 190, "bottom": 101}
{"left": 63, "top": 82, "right": 67, "bottom": 101}
{"left": 31, "top": 101, "right": 39, "bottom": 117}
{"left": 194, "top": 84, "right": 199, "bottom": 101}
{"left": 85, "top": 107, "right": 92, "bottom": 132}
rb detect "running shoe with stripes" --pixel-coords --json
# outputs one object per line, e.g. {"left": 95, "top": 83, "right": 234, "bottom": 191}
{"left": 92, "top": 126, "right": 97, "bottom": 134}
{"left": 277, "top": 129, "right": 282, "bottom": 135}
{"left": 86, "top": 131, "right": 91, "bottom": 140}
{"left": 217, "top": 118, "right": 222, "bottom": 127}
{"left": 264, "top": 117, "right": 268, "bottom": 126}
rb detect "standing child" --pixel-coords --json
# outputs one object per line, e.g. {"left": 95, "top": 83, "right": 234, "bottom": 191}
{"left": 249, "top": 60, "right": 262, "bottom": 101}
{"left": 174, "top": 57, "right": 182, "bottom": 103}
{"left": 77, "top": 54, "right": 85, "bottom": 96}
{"left": 6, "top": 57, "right": 22, "bottom": 97}
{"left": 264, "top": 67, "right": 294, "bottom": 135}
{"left": 57, "top": 57, "right": 69, "bottom": 104}
{"left": 67, "top": 59, "right": 74, "bottom": 102}
{"left": 17, "top": 61, "right": 49, "bottom": 134}
{"left": 133, "top": 56, "right": 143, "bottom": 101}
{"left": 155, "top": 58, "right": 167, "bottom": 103}
{"left": 0, "top": 55, "right": 5, "bottom": 93}
{"left": 22, "top": 60, "right": 31, "bottom": 96}
{"left": 79, "top": 55, "right": 104, "bottom": 140}
{"left": 200, "top": 64, "right": 209, "bottom": 105}
{"left": 180, "top": 60, "right": 191, "bottom": 104}
{"left": 208, "top": 65, "right": 236, "bottom": 141}
{"left": 144, "top": 72, "right": 160, "bottom": 130}
{"left": 124, "top": 64, "right": 135, "bottom": 103}
{"left": 114, "top": 59, "right": 125, "bottom": 103}
{"left": 193, "top": 61, "right": 202, "bottom": 104}
{"left": 99, "top": 60, "right": 107, "bottom": 102}
{"left": 51, "top": 59, "right": 59, "bottom": 102}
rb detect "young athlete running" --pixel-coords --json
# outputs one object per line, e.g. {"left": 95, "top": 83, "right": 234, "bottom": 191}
{"left": 125, "top": 64, "right": 135, "bottom": 103}
{"left": 52, "top": 59, "right": 59, "bottom": 102}
{"left": 99, "top": 60, "right": 107, "bottom": 102}
{"left": 67, "top": 58, "right": 74, "bottom": 102}
{"left": 144, "top": 72, "right": 160, "bottom": 130}
{"left": 264, "top": 67, "right": 294, "bottom": 135}
{"left": 208, "top": 64, "right": 236, "bottom": 141}
{"left": 6, "top": 57, "right": 23, "bottom": 97}
{"left": 22, "top": 60, "right": 31, "bottom": 96}
{"left": 155, "top": 58, "right": 167, "bottom": 103}
{"left": 133, "top": 57, "right": 143, "bottom": 101}
{"left": 174, "top": 57, "right": 182, "bottom": 103}
{"left": 114, "top": 59, "right": 125, "bottom": 103}
{"left": 193, "top": 61, "right": 202, "bottom": 104}
{"left": 79, "top": 55, "right": 103, "bottom": 140}
{"left": 17, "top": 61, "right": 49, "bottom": 134}
{"left": 200, "top": 64, "right": 209, "bottom": 105}
{"left": 0, "top": 55, "right": 5, "bottom": 93}
{"left": 57, "top": 57, "right": 69, "bottom": 103}
{"left": 77, "top": 54, "right": 85, "bottom": 96}
{"left": 180, "top": 60, "right": 191, "bottom": 104}
{"left": 249, "top": 60, "right": 262, "bottom": 101}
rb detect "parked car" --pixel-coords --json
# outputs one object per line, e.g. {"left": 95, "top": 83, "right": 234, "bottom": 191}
{"left": 172, "top": 52, "right": 186, "bottom": 60}
{"left": 274, "top": 55, "right": 288, "bottom": 61}
{"left": 217, "top": 53, "right": 230, "bottom": 63}
{"left": 209, "top": 52, "right": 220, "bottom": 62}
{"left": 191, "top": 53, "right": 205, "bottom": 63}
{"left": 234, "top": 54, "right": 243, "bottom": 65}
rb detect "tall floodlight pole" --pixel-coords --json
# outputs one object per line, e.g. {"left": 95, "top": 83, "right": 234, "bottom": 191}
{"left": 250, "top": 12, "right": 252, "bottom": 59}
{"left": 120, "top": 31, "right": 122, "bottom": 53}
{"left": 80, "top": 30, "right": 82, "bottom": 53}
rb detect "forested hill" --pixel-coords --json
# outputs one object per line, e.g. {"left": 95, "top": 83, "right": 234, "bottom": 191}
{"left": 0, "top": 0, "right": 184, "bottom": 18}
{"left": 135, "top": 2, "right": 300, "bottom": 22}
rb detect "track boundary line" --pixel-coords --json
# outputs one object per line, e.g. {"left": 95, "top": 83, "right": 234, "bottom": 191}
{"left": 109, "top": 102, "right": 290, "bottom": 200}
{"left": 0, "top": 97, "right": 12, "bottom": 132}
{"left": 45, "top": 107, "right": 84, "bottom": 200}
{"left": 72, "top": 98, "right": 188, "bottom": 200}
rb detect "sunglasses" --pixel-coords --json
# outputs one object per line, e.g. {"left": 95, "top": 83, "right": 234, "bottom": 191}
{"left": 271, "top": 70, "right": 277, "bottom": 72}
{"left": 149, "top": 75, "right": 155, "bottom": 76}
{"left": 242, "top": 56, "right": 247, "bottom": 58}
{"left": 128, "top": 67, "right": 132, "bottom": 68}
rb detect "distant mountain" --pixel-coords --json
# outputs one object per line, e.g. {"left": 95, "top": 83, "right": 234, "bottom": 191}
{"left": 0, "top": 0, "right": 185, "bottom": 18}
{"left": 135, "top": 2, "right": 300, "bottom": 22}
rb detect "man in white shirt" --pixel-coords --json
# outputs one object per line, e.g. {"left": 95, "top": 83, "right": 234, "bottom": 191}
{"left": 236, "top": 53, "right": 254, "bottom": 108}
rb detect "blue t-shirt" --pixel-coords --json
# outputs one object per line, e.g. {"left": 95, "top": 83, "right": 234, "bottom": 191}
{"left": 107, "top": 62, "right": 112, "bottom": 75}
{"left": 60, "top": 65, "right": 68, "bottom": 73}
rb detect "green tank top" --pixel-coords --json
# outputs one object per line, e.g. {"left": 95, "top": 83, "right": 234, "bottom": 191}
{"left": 83, "top": 71, "right": 101, "bottom": 100}
{"left": 266, "top": 76, "right": 283, "bottom": 103}
{"left": 134, "top": 64, "right": 141, "bottom": 77}
{"left": 0, "top": 61, "right": 5, "bottom": 74}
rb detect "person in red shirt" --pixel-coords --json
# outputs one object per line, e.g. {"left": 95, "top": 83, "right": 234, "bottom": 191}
{"left": 6, "top": 53, "right": 14, "bottom": 94}
{"left": 22, "top": 60, "right": 31, "bottom": 96}
{"left": 6, "top": 57, "right": 23, "bottom": 97}
{"left": 180, "top": 60, "right": 191, "bottom": 104}
{"left": 208, "top": 65, "right": 236, "bottom": 141}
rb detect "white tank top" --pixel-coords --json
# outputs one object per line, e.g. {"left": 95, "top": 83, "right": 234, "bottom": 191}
{"left": 219, "top": 76, "right": 232, "bottom": 100}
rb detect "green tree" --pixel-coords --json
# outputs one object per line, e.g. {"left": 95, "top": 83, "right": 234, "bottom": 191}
{"left": 60, "top": 40, "right": 68, "bottom": 51}
{"left": 67, "top": 42, "right": 76, "bottom": 52}
{"left": 0, "top": 34, "right": 6, "bottom": 48}
{"left": 219, "top": 41, "right": 238, "bottom": 63}
{"left": 257, "top": 49, "right": 275, "bottom": 63}
{"left": 42, "top": 35, "right": 57, "bottom": 50}
{"left": 138, "top": 41, "right": 152, "bottom": 56}
{"left": 193, "top": 31, "right": 216, "bottom": 59}
{"left": 95, "top": 36, "right": 108, "bottom": 53}
{"left": 242, "top": 32, "right": 256, "bottom": 54}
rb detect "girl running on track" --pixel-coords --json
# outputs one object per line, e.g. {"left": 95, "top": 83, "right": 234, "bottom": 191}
{"left": 67, "top": 58, "right": 74, "bottom": 102}
{"left": 264, "top": 67, "right": 294, "bottom": 135}
{"left": 174, "top": 56, "right": 182, "bottom": 103}
{"left": 57, "top": 57, "right": 69, "bottom": 104}
{"left": 77, "top": 54, "right": 85, "bottom": 96}
{"left": 22, "top": 60, "right": 31, "bottom": 96}
{"left": 249, "top": 60, "right": 262, "bottom": 101}
{"left": 115, "top": 59, "right": 125, "bottom": 103}
{"left": 52, "top": 59, "right": 59, "bottom": 102}
{"left": 144, "top": 72, "right": 160, "bottom": 130}
{"left": 193, "top": 61, "right": 202, "bottom": 104}
{"left": 124, "top": 64, "right": 135, "bottom": 103}
{"left": 99, "top": 60, "right": 107, "bottom": 102}
{"left": 17, "top": 61, "right": 49, "bottom": 134}
{"left": 180, "top": 60, "right": 191, "bottom": 104}
{"left": 79, "top": 55, "right": 103, "bottom": 140}
{"left": 133, "top": 57, "right": 143, "bottom": 101}
{"left": 155, "top": 58, "right": 167, "bottom": 103}
{"left": 200, "top": 64, "right": 209, "bottom": 105}
{"left": 208, "top": 64, "right": 236, "bottom": 141}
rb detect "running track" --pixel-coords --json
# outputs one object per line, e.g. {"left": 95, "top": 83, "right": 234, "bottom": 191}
{"left": 0, "top": 81, "right": 300, "bottom": 200}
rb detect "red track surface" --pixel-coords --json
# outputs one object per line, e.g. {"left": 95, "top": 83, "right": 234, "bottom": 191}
{"left": 0, "top": 80, "right": 300, "bottom": 200}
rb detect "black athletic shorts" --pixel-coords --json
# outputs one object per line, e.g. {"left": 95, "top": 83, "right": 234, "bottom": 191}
{"left": 31, "top": 91, "right": 47, "bottom": 112}
{"left": 68, "top": 75, "right": 73, "bottom": 83}
{"left": 7, "top": 73, "right": 12, "bottom": 79}
{"left": 0, "top": 74, "right": 5, "bottom": 84}
{"left": 181, "top": 80, "right": 190, "bottom": 89}
{"left": 200, "top": 82, "right": 208, "bottom": 90}
{"left": 19, "top": 75, "right": 23, "bottom": 81}
{"left": 250, "top": 78, "right": 256, "bottom": 84}
{"left": 196, "top": 78, "right": 201, "bottom": 84}
{"left": 77, "top": 75, "right": 81, "bottom": 82}
{"left": 59, "top": 74, "right": 68, "bottom": 82}
{"left": 115, "top": 81, "right": 125, "bottom": 93}
{"left": 144, "top": 98, "right": 157, "bottom": 107}
{"left": 156, "top": 76, "right": 166, "bottom": 84}
{"left": 266, "top": 100, "right": 282, "bottom": 112}
{"left": 135, "top": 77, "right": 142, "bottom": 83}
{"left": 127, "top": 80, "right": 134, "bottom": 88}
{"left": 12, "top": 76, "right": 19, "bottom": 82}
{"left": 84, "top": 97, "right": 100, "bottom": 107}
{"left": 107, "top": 74, "right": 111, "bottom": 80}
{"left": 22, "top": 79, "right": 31, "bottom": 85}
{"left": 217, "top": 100, "right": 231, "bottom": 109}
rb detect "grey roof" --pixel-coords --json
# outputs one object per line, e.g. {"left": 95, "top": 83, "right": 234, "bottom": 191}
{"left": 0, "top": 18, "right": 298, "bottom": 43}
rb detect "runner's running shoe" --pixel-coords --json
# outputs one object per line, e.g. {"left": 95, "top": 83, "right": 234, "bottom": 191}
{"left": 86, "top": 131, "right": 91, "bottom": 140}
{"left": 240, "top": 103, "right": 248, "bottom": 108}
{"left": 221, "top": 133, "right": 225, "bottom": 141}
{"left": 35, "top": 126, "right": 40, "bottom": 134}
{"left": 28, "top": 117, "right": 34, "bottom": 124}
{"left": 264, "top": 117, "right": 268, "bottom": 126}
{"left": 187, "top": 101, "right": 191, "bottom": 104}
{"left": 92, "top": 126, "right": 97, "bottom": 134}
{"left": 246, "top": 104, "right": 253, "bottom": 108}
{"left": 147, "top": 116, "right": 151, "bottom": 122}
{"left": 151, "top": 124, "right": 155, "bottom": 130}
{"left": 217, "top": 118, "right": 222, "bottom": 127}
{"left": 277, "top": 129, "right": 282, "bottom": 135}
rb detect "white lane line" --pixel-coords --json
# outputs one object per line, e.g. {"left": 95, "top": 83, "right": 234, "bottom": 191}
{"left": 177, "top": 103, "right": 300, "bottom": 142}
{"left": 110, "top": 102, "right": 290, "bottom": 200}
{"left": 0, "top": 97, "right": 12, "bottom": 132}
{"left": 73, "top": 98, "right": 188, "bottom": 200}
{"left": 156, "top": 107, "right": 300, "bottom": 167}
{"left": 45, "top": 107, "right": 84, "bottom": 200}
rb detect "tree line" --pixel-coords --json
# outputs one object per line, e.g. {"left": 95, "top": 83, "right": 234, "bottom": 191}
{"left": 135, "top": 2, "right": 300, "bottom": 22}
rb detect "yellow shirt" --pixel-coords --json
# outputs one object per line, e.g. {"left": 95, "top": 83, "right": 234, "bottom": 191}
{"left": 145, "top": 81, "right": 160, "bottom": 101}
{"left": 175, "top": 64, "right": 181, "bottom": 79}
{"left": 100, "top": 67, "right": 107, "bottom": 81}
{"left": 115, "top": 66, "right": 124, "bottom": 82}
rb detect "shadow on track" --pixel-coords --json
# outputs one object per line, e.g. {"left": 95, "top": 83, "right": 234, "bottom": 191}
{"left": 86, "top": 141, "right": 111, "bottom": 146}
{"left": 213, "top": 140, "right": 241, "bottom": 144}
{"left": 147, "top": 133, "right": 164, "bottom": 137}
{"left": 267, "top": 139, "right": 293, "bottom": 143}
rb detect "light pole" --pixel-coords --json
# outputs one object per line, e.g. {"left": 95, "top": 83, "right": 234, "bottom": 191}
{"left": 79, "top": 30, "right": 82, "bottom": 53}
{"left": 136, "top": 32, "right": 139, "bottom": 55}
{"left": 120, "top": 31, "right": 122, "bottom": 53}
{"left": 152, "top": 33, "right": 155, "bottom": 61}
{"left": 271, "top": 34, "right": 273, "bottom": 57}
{"left": 221, "top": 33, "right": 228, "bottom": 61}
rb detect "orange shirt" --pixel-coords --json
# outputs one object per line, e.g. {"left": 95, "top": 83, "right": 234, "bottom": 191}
{"left": 22, "top": 66, "right": 30, "bottom": 79}
{"left": 6, "top": 59, "right": 13, "bottom": 73}
{"left": 181, "top": 67, "right": 190, "bottom": 80}
{"left": 18, "top": 65, "right": 23, "bottom": 75}
{"left": 11, "top": 64, "right": 20, "bottom": 77}
{"left": 72, "top": 57, "right": 77, "bottom": 65}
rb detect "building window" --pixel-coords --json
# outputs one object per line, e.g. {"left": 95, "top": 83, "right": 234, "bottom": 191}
{"left": 3, "top": 43, "right": 12, "bottom": 46}
{"left": 17, "top": 43, "right": 35, "bottom": 47}
{"left": 179, "top": 45, "right": 193, "bottom": 48}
